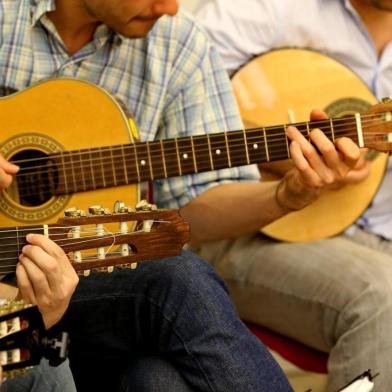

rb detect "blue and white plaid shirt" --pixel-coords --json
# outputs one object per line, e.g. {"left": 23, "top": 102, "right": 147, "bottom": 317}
{"left": 0, "top": 0, "right": 260, "bottom": 209}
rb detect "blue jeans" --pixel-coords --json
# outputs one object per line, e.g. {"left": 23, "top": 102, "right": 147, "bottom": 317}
{"left": 0, "top": 359, "right": 76, "bottom": 392}
{"left": 61, "top": 251, "right": 292, "bottom": 392}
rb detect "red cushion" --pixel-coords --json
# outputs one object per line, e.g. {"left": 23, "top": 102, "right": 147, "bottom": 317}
{"left": 246, "top": 322, "right": 328, "bottom": 374}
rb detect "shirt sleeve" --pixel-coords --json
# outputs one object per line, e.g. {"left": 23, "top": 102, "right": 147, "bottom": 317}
{"left": 153, "top": 13, "right": 260, "bottom": 209}
{"left": 194, "top": 0, "right": 281, "bottom": 74}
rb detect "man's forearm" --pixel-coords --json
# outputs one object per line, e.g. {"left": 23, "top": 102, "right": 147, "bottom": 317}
{"left": 180, "top": 181, "right": 287, "bottom": 244}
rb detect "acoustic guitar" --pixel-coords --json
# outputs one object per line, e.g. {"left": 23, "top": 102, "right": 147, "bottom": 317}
{"left": 231, "top": 48, "right": 389, "bottom": 242}
{"left": 0, "top": 77, "right": 391, "bottom": 234}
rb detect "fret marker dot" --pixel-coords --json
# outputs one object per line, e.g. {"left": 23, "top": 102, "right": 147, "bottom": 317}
{"left": 216, "top": 149, "right": 221, "bottom": 155}
{"left": 253, "top": 144, "right": 258, "bottom": 149}
{"left": 183, "top": 153, "right": 188, "bottom": 159}
{"left": 140, "top": 160, "right": 146, "bottom": 166}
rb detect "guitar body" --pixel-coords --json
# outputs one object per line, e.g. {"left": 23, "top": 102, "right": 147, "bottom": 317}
{"left": 231, "top": 48, "right": 388, "bottom": 242}
{"left": 0, "top": 79, "right": 139, "bottom": 226}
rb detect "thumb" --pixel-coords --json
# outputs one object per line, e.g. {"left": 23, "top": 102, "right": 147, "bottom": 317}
{"left": 0, "top": 155, "right": 19, "bottom": 174}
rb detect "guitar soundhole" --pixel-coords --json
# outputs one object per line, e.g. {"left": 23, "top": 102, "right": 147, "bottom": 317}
{"left": 8, "top": 149, "right": 58, "bottom": 207}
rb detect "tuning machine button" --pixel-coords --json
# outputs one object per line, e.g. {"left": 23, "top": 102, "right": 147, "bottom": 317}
{"left": 135, "top": 199, "right": 158, "bottom": 211}
{"left": 64, "top": 208, "right": 86, "bottom": 217}
{"left": 88, "top": 205, "right": 111, "bottom": 215}
{"left": 113, "top": 200, "right": 136, "bottom": 214}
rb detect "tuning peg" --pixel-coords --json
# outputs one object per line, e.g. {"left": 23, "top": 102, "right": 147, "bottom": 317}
{"left": 64, "top": 208, "right": 86, "bottom": 217}
{"left": 88, "top": 205, "right": 111, "bottom": 215}
{"left": 135, "top": 199, "right": 158, "bottom": 211}
{"left": 113, "top": 200, "right": 136, "bottom": 214}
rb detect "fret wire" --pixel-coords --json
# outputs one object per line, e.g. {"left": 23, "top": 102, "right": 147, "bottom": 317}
{"left": 133, "top": 143, "right": 141, "bottom": 182}
{"left": 174, "top": 138, "right": 182, "bottom": 176}
{"left": 78, "top": 150, "right": 87, "bottom": 191}
{"left": 330, "top": 118, "right": 335, "bottom": 143}
{"left": 224, "top": 132, "right": 232, "bottom": 167}
{"left": 70, "top": 153, "right": 78, "bottom": 192}
{"left": 60, "top": 153, "right": 69, "bottom": 194}
{"left": 121, "top": 145, "right": 129, "bottom": 184}
{"left": 160, "top": 140, "right": 168, "bottom": 178}
{"left": 146, "top": 141, "right": 154, "bottom": 180}
{"left": 109, "top": 147, "right": 117, "bottom": 186}
{"left": 190, "top": 136, "right": 198, "bottom": 173}
{"left": 243, "top": 129, "right": 250, "bottom": 165}
{"left": 206, "top": 134, "right": 214, "bottom": 170}
{"left": 263, "top": 128, "right": 270, "bottom": 162}
{"left": 99, "top": 148, "right": 107, "bottom": 188}
{"left": 306, "top": 122, "right": 310, "bottom": 141}
{"left": 16, "top": 227, "right": 20, "bottom": 256}
{"left": 88, "top": 149, "right": 97, "bottom": 189}
{"left": 284, "top": 125, "right": 291, "bottom": 158}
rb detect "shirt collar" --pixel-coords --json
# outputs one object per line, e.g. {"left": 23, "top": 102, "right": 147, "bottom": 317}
{"left": 30, "top": 0, "right": 56, "bottom": 27}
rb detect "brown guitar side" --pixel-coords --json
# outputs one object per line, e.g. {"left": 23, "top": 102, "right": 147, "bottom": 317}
{"left": 231, "top": 48, "right": 388, "bottom": 242}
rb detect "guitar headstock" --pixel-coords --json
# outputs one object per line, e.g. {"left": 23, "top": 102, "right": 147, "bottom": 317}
{"left": 0, "top": 300, "right": 68, "bottom": 381}
{"left": 50, "top": 200, "right": 190, "bottom": 275}
{"left": 361, "top": 97, "right": 392, "bottom": 152}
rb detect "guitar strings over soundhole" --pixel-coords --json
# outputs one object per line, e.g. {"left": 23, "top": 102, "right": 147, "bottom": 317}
{"left": 7, "top": 149, "right": 59, "bottom": 207}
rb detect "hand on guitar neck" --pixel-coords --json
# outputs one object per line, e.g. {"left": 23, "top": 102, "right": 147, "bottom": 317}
{"left": 15, "top": 234, "right": 79, "bottom": 329}
{"left": 0, "top": 236, "right": 78, "bottom": 331}
{"left": 261, "top": 110, "right": 371, "bottom": 191}
{"left": 0, "top": 229, "right": 79, "bottom": 331}
{"left": 271, "top": 109, "right": 361, "bottom": 212}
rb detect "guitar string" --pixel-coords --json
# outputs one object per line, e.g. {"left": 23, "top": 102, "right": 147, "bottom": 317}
{"left": 0, "top": 220, "right": 168, "bottom": 239}
{"left": 9, "top": 113, "right": 385, "bottom": 168}
{"left": 10, "top": 120, "right": 384, "bottom": 182}
{"left": 0, "top": 230, "right": 157, "bottom": 265}
{"left": 0, "top": 250, "right": 139, "bottom": 274}
{"left": 0, "top": 220, "right": 173, "bottom": 273}
{"left": 11, "top": 125, "right": 387, "bottom": 199}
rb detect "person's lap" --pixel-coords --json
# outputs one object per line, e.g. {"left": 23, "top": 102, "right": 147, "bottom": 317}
{"left": 196, "top": 229, "right": 392, "bottom": 391}
{"left": 62, "top": 250, "right": 292, "bottom": 392}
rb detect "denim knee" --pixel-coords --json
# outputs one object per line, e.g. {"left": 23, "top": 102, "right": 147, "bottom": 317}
{"left": 119, "top": 356, "right": 192, "bottom": 392}
{"left": 150, "top": 250, "right": 229, "bottom": 297}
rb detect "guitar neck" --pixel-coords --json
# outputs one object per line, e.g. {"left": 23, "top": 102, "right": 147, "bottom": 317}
{"left": 51, "top": 116, "right": 360, "bottom": 194}
{"left": 0, "top": 225, "right": 58, "bottom": 275}
{"left": 0, "top": 208, "right": 190, "bottom": 274}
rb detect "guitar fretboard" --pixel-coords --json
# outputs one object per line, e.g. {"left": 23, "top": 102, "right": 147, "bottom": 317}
{"left": 0, "top": 226, "right": 45, "bottom": 275}
{"left": 14, "top": 115, "right": 367, "bottom": 196}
